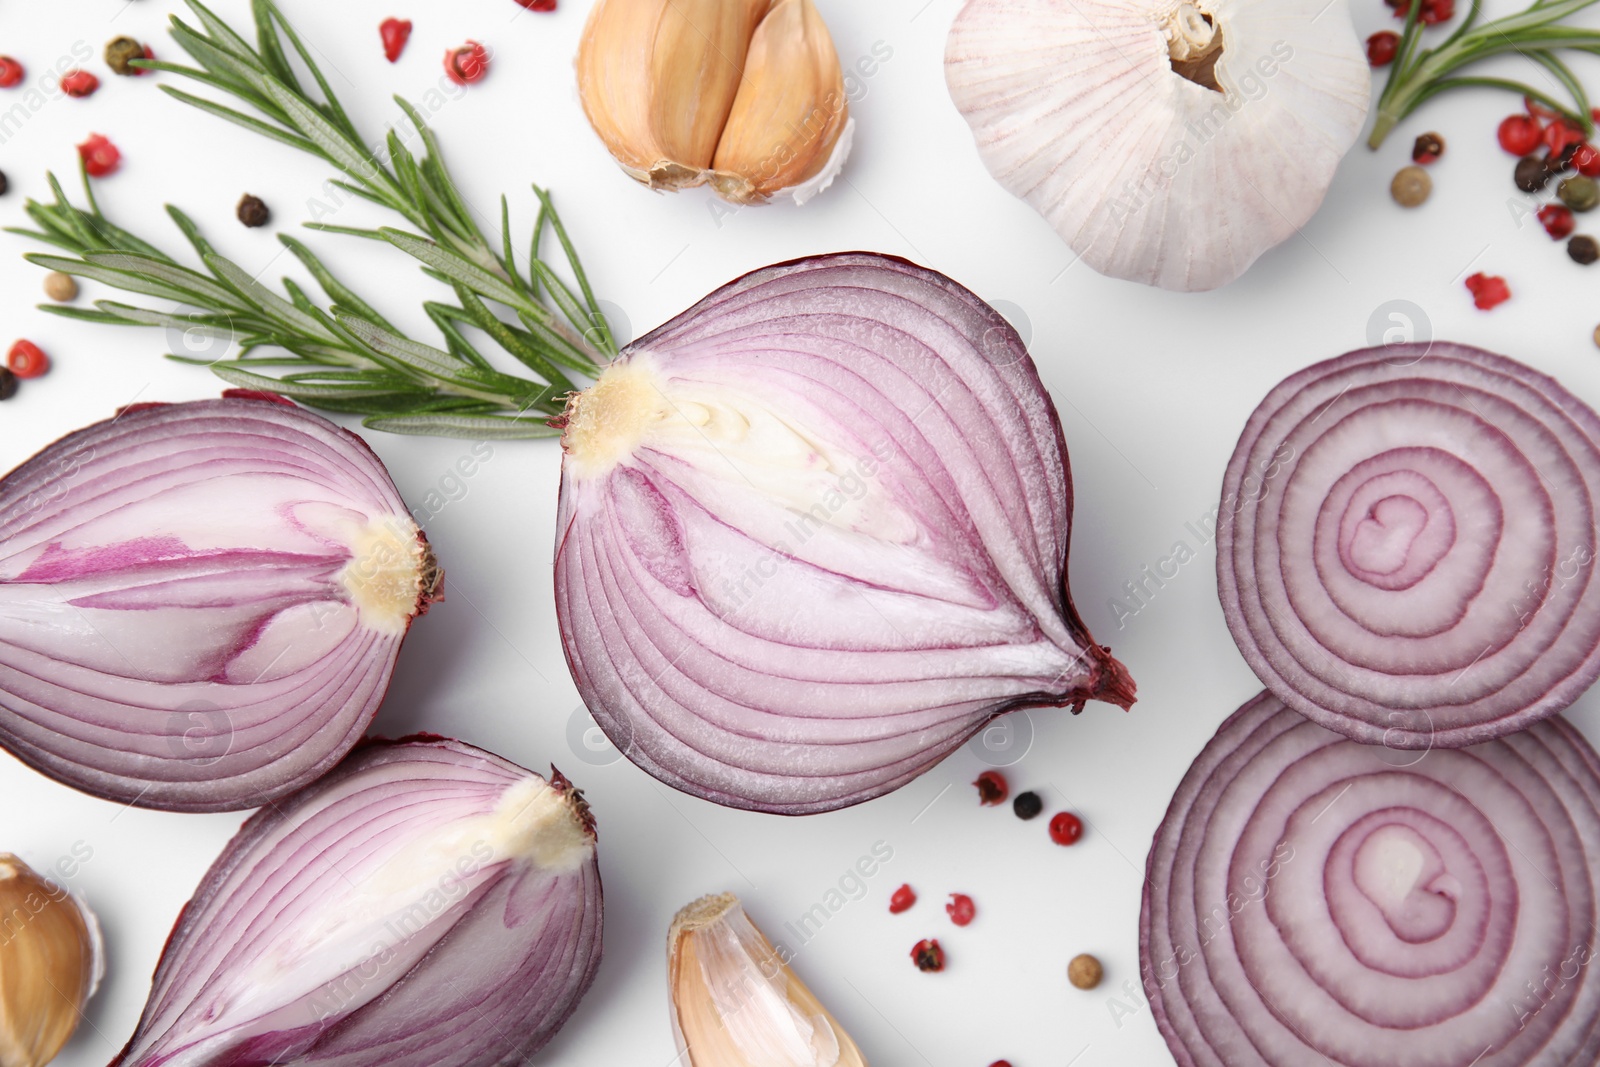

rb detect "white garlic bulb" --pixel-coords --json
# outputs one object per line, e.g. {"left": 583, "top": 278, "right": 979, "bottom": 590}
{"left": 946, "top": 0, "right": 1371, "bottom": 291}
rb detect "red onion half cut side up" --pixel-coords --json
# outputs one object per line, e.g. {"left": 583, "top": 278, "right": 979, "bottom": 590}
{"left": 553, "top": 252, "right": 1134, "bottom": 815}
{"left": 1141, "top": 691, "right": 1600, "bottom": 1067}
{"left": 0, "top": 396, "right": 440, "bottom": 811}
{"left": 111, "top": 737, "right": 603, "bottom": 1067}
{"left": 1218, "top": 342, "right": 1600, "bottom": 748}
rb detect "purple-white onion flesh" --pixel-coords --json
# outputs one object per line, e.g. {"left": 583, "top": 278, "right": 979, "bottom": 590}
{"left": 1218, "top": 343, "right": 1600, "bottom": 748}
{"left": 113, "top": 737, "right": 603, "bottom": 1067}
{"left": 0, "top": 395, "right": 439, "bottom": 811}
{"left": 554, "top": 252, "right": 1134, "bottom": 814}
{"left": 1141, "top": 691, "right": 1600, "bottom": 1067}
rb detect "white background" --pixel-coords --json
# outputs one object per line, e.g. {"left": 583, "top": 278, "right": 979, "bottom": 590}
{"left": 2, "top": 1, "right": 1600, "bottom": 1065}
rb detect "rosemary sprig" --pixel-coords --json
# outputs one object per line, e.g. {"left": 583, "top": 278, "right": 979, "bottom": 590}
{"left": 1369, "top": 0, "right": 1600, "bottom": 148}
{"left": 5, "top": 0, "right": 614, "bottom": 439}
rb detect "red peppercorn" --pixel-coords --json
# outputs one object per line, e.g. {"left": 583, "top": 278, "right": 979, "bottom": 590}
{"left": 946, "top": 893, "right": 976, "bottom": 927}
{"left": 1049, "top": 811, "right": 1084, "bottom": 845}
{"left": 135, "top": 45, "right": 155, "bottom": 75}
{"left": 77, "top": 134, "right": 121, "bottom": 177}
{"left": 1540, "top": 204, "right": 1576, "bottom": 240}
{"left": 0, "top": 56, "right": 22, "bottom": 88}
{"left": 61, "top": 70, "right": 99, "bottom": 98}
{"left": 6, "top": 340, "right": 50, "bottom": 379}
{"left": 1412, "top": 132, "right": 1445, "bottom": 165}
{"left": 889, "top": 884, "right": 917, "bottom": 914}
{"left": 1572, "top": 144, "right": 1600, "bottom": 178}
{"left": 1419, "top": 0, "right": 1454, "bottom": 25}
{"left": 1465, "top": 272, "right": 1511, "bottom": 311}
{"left": 973, "top": 769, "right": 1008, "bottom": 805}
{"left": 445, "top": 41, "right": 490, "bottom": 85}
{"left": 1365, "top": 31, "right": 1399, "bottom": 67}
{"left": 514, "top": 0, "right": 558, "bottom": 8}
{"left": 380, "top": 18, "right": 412, "bottom": 63}
{"left": 1499, "top": 114, "right": 1543, "bottom": 156}
{"left": 1544, "top": 120, "right": 1587, "bottom": 159}
{"left": 911, "top": 938, "right": 944, "bottom": 973}
{"left": 988, "top": 1062, "right": 1014, "bottom": 1067}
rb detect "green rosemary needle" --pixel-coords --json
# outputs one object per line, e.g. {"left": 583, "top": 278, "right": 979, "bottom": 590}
{"left": 6, "top": 0, "right": 614, "bottom": 440}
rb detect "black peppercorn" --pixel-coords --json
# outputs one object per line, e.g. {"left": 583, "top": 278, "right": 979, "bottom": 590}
{"left": 1012, "top": 790, "right": 1043, "bottom": 820}
{"left": 105, "top": 36, "right": 146, "bottom": 76}
{"left": 0, "top": 170, "right": 9, "bottom": 197}
{"left": 1570, "top": 236, "right": 1599, "bottom": 265}
{"left": 0, "top": 368, "right": 16, "bottom": 401}
{"left": 1411, "top": 132, "right": 1444, "bottom": 165}
{"left": 236, "top": 193, "right": 270, "bottom": 228}
{"left": 1515, "top": 155, "right": 1553, "bottom": 193}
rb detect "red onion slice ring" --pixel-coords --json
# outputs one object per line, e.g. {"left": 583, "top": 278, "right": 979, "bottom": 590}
{"left": 554, "top": 253, "right": 1134, "bottom": 814}
{"left": 1218, "top": 343, "right": 1600, "bottom": 748}
{"left": 1141, "top": 691, "right": 1600, "bottom": 1067}
{"left": 0, "top": 397, "right": 437, "bottom": 811}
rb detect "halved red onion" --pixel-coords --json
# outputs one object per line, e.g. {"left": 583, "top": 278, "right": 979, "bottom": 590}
{"left": 1141, "top": 691, "right": 1600, "bottom": 1067}
{"left": 113, "top": 737, "right": 603, "bottom": 1067}
{"left": 0, "top": 396, "right": 439, "bottom": 811}
{"left": 1219, "top": 343, "right": 1600, "bottom": 748}
{"left": 554, "top": 252, "right": 1134, "bottom": 814}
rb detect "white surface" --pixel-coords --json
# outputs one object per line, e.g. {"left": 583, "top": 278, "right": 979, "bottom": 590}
{"left": 1, "top": 2, "right": 1599, "bottom": 1065}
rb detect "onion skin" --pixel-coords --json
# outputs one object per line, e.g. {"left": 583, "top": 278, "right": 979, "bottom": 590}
{"left": 1141, "top": 691, "right": 1600, "bottom": 1067}
{"left": 0, "top": 396, "right": 438, "bottom": 811}
{"left": 1218, "top": 343, "right": 1600, "bottom": 748}
{"left": 554, "top": 252, "right": 1134, "bottom": 815}
{"left": 111, "top": 737, "right": 603, "bottom": 1067}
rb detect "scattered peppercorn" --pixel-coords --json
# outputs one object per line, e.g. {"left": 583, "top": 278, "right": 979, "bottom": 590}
{"left": 1049, "top": 811, "right": 1084, "bottom": 846}
{"left": 105, "top": 36, "right": 147, "bottom": 75}
{"left": 889, "top": 884, "right": 917, "bottom": 914}
{"left": 988, "top": 1062, "right": 1014, "bottom": 1067}
{"left": 380, "top": 18, "right": 412, "bottom": 63}
{"left": 43, "top": 272, "right": 78, "bottom": 302}
{"left": 1412, "top": 132, "right": 1445, "bottom": 165}
{"left": 1465, "top": 272, "right": 1512, "bottom": 309}
{"left": 445, "top": 41, "right": 490, "bottom": 85}
{"left": 1012, "top": 790, "right": 1043, "bottom": 820}
{"left": 911, "top": 938, "right": 944, "bottom": 973}
{"left": 1068, "top": 953, "right": 1104, "bottom": 990}
{"left": 973, "top": 769, "right": 1008, "bottom": 805}
{"left": 1390, "top": 165, "right": 1431, "bottom": 207}
{"left": 237, "top": 193, "right": 271, "bottom": 228}
{"left": 1540, "top": 204, "right": 1576, "bottom": 240}
{"left": 0, "top": 57, "right": 22, "bottom": 89}
{"left": 1593, "top": 324, "right": 1600, "bottom": 349}
{"left": 1570, "top": 236, "right": 1599, "bottom": 265}
{"left": 946, "top": 893, "right": 976, "bottom": 927}
{"left": 1545, "top": 120, "right": 1587, "bottom": 160}
{"left": 61, "top": 70, "right": 99, "bottom": 98}
{"left": 514, "top": 0, "right": 559, "bottom": 8}
{"left": 1575, "top": 144, "right": 1600, "bottom": 178}
{"left": 0, "top": 170, "right": 9, "bottom": 196}
{"left": 1498, "top": 114, "right": 1543, "bottom": 156}
{"left": 0, "top": 368, "right": 17, "bottom": 401}
{"left": 1515, "top": 155, "right": 1553, "bottom": 192}
{"left": 1560, "top": 176, "right": 1599, "bottom": 212}
{"left": 6, "top": 340, "right": 50, "bottom": 379}
{"left": 77, "top": 134, "right": 121, "bottom": 178}
{"left": 1365, "top": 31, "right": 1398, "bottom": 67}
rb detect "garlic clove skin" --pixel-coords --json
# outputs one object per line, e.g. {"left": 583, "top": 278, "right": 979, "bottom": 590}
{"left": 946, "top": 0, "right": 1371, "bottom": 291}
{"left": 709, "top": 0, "right": 852, "bottom": 206}
{"left": 669, "top": 893, "right": 866, "bottom": 1067}
{"left": 0, "top": 855, "right": 102, "bottom": 1067}
{"left": 576, "top": 0, "right": 850, "bottom": 205}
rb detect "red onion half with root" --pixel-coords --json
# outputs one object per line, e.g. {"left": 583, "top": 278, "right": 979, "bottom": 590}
{"left": 554, "top": 253, "right": 1134, "bottom": 814}
{"left": 1219, "top": 343, "right": 1600, "bottom": 748}
{"left": 0, "top": 396, "right": 438, "bottom": 811}
{"left": 1141, "top": 691, "right": 1600, "bottom": 1067}
{"left": 113, "top": 737, "right": 602, "bottom": 1067}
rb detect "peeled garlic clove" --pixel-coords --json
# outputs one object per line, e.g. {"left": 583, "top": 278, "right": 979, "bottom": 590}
{"left": 554, "top": 253, "right": 1134, "bottom": 814}
{"left": 0, "top": 395, "right": 439, "bottom": 812}
{"left": 669, "top": 893, "right": 865, "bottom": 1066}
{"left": 710, "top": 0, "right": 853, "bottom": 206}
{"left": 576, "top": 0, "right": 851, "bottom": 204}
{"left": 114, "top": 739, "right": 603, "bottom": 1067}
{"left": 0, "top": 854, "right": 103, "bottom": 1067}
{"left": 945, "top": 0, "right": 1371, "bottom": 291}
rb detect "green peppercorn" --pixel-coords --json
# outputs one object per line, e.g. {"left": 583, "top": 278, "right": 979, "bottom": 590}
{"left": 1391, "top": 165, "right": 1431, "bottom": 208}
{"left": 1515, "top": 155, "right": 1553, "bottom": 193}
{"left": 1012, "top": 791, "right": 1043, "bottom": 820}
{"left": 1560, "top": 176, "right": 1599, "bottom": 213}
{"left": 1570, "top": 236, "right": 1599, "bottom": 265}
{"left": 105, "top": 36, "right": 145, "bottom": 76}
